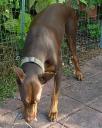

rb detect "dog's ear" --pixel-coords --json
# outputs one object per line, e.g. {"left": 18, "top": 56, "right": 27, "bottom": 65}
{"left": 13, "top": 66, "right": 26, "bottom": 82}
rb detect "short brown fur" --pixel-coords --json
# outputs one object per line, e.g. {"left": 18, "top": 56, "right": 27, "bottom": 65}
{"left": 14, "top": 3, "right": 84, "bottom": 122}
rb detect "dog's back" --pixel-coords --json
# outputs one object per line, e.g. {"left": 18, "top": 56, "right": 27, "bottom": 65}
{"left": 23, "top": 3, "right": 74, "bottom": 64}
{"left": 30, "top": 3, "right": 72, "bottom": 40}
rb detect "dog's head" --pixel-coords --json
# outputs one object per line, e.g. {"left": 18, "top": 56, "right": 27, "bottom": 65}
{"left": 14, "top": 66, "right": 42, "bottom": 122}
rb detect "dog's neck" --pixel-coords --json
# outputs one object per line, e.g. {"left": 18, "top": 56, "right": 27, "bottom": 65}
{"left": 21, "top": 57, "right": 45, "bottom": 72}
{"left": 22, "top": 63, "right": 43, "bottom": 78}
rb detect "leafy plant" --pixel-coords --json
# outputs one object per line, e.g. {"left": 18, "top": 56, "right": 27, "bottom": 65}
{"left": 12, "top": 0, "right": 20, "bottom": 9}
{"left": 0, "top": 75, "right": 16, "bottom": 102}
{"left": 80, "top": 0, "right": 102, "bottom": 8}
{"left": 58, "top": 0, "right": 66, "bottom": 3}
{"left": 35, "top": 0, "right": 56, "bottom": 13}
{"left": 19, "top": 13, "right": 31, "bottom": 33}
{"left": 0, "top": 0, "right": 10, "bottom": 6}
{"left": 4, "top": 13, "right": 31, "bottom": 33}
{"left": 29, "top": 0, "right": 36, "bottom": 9}
{"left": 4, "top": 19, "right": 20, "bottom": 33}
{"left": 87, "top": 23, "right": 101, "bottom": 38}
{"left": 80, "top": 0, "right": 87, "bottom": 5}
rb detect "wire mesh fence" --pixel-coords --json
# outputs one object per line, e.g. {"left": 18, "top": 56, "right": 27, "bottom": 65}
{"left": 0, "top": 0, "right": 20, "bottom": 75}
{"left": 0, "top": 0, "right": 102, "bottom": 100}
{"left": 0, "top": 0, "right": 20, "bottom": 100}
{"left": 62, "top": 5, "right": 102, "bottom": 66}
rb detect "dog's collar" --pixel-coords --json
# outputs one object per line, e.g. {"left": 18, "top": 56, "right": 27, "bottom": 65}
{"left": 21, "top": 57, "right": 45, "bottom": 72}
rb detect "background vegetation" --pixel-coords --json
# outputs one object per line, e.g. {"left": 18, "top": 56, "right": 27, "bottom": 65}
{"left": 0, "top": 0, "right": 102, "bottom": 101}
{"left": 0, "top": 0, "right": 102, "bottom": 48}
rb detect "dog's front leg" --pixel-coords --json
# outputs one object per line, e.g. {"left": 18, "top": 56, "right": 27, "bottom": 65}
{"left": 48, "top": 65, "right": 61, "bottom": 121}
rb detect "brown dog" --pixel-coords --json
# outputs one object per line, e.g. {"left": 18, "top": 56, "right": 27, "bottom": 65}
{"left": 14, "top": 2, "right": 83, "bottom": 122}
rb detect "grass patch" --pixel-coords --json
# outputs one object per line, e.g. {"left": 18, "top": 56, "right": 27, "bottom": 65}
{"left": 0, "top": 74, "right": 17, "bottom": 102}
{"left": 62, "top": 66, "right": 73, "bottom": 76}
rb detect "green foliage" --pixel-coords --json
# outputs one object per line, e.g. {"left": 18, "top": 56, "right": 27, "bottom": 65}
{"left": 29, "top": 0, "right": 36, "bottom": 9}
{"left": 63, "top": 66, "right": 73, "bottom": 76}
{"left": 58, "top": 0, "right": 66, "bottom": 3}
{"left": 19, "top": 13, "right": 31, "bottom": 33}
{"left": 3, "top": 12, "right": 31, "bottom": 49}
{"left": 0, "top": 0, "right": 20, "bottom": 30}
{"left": 14, "top": 0, "right": 20, "bottom": 9}
{"left": 28, "top": 0, "right": 66, "bottom": 13}
{"left": 87, "top": 23, "right": 101, "bottom": 38}
{"left": 0, "top": 75, "right": 16, "bottom": 102}
{"left": 80, "top": 0, "right": 102, "bottom": 8}
{"left": 4, "top": 19, "right": 20, "bottom": 33}
{"left": 71, "top": 0, "right": 79, "bottom": 9}
{"left": 71, "top": 0, "right": 102, "bottom": 10}
{"left": 0, "top": 0, "right": 101, "bottom": 102}
{"left": 0, "top": 0, "right": 31, "bottom": 49}
{"left": 80, "top": 0, "right": 87, "bottom": 5}
{"left": 0, "top": 0, "right": 20, "bottom": 8}
{"left": 35, "top": 0, "right": 56, "bottom": 13}
{"left": 0, "top": 0, "right": 10, "bottom": 6}
{"left": 1, "top": 0, "right": 101, "bottom": 47}
{"left": 4, "top": 13, "right": 31, "bottom": 33}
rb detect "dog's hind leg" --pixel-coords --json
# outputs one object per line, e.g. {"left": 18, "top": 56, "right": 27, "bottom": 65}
{"left": 68, "top": 36, "right": 84, "bottom": 80}
{"left": 65, "top": 11, "right": 84, "bottom": 80}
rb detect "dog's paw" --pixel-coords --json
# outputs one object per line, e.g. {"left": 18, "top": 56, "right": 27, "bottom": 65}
{"left": 48, "top": 111, "right": 58, "bottom": 121}
{"left": 74, "top": 71, "right": 84, "bottom": 81}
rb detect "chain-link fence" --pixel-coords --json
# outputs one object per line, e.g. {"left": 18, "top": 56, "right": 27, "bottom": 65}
{"left": 62, "top": 5, "right": 102, "bottom": 66}
{"left": 0, "top": 0, "right": 102, "bottom": 100}
{"left": 0, "top": 0, "right": 20, "bottom": 100}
